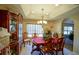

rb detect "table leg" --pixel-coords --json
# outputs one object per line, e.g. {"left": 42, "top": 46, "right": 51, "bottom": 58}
{"left": 31, "top": 45, "right": 41, "bottom": 54}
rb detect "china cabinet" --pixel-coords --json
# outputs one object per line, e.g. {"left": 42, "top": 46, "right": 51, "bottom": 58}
{"left": 0, "top": 10, "right": 23, "bottom": 55}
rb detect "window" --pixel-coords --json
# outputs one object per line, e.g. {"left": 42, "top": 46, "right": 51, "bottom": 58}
{"left": 26, "top": 24, "right": 43, "bottom": 37}
{"left": 64, "top": 26, "right": 73, "bottom": 35}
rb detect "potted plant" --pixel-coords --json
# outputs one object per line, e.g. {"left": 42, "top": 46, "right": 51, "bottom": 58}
{"left": 43, "top": 30, "right": 52, "bottom": 42}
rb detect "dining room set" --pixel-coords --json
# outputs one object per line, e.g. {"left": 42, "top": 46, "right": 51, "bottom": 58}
{"left": 30, "top": 30, "right": 64, "bottom": 55}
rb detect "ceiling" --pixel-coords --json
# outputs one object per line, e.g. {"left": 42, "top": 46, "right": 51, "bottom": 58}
{"left": 20, "top": 4, "right": 79, "bottom": 20}
{"left": 0, "top": 4, "right": 79, "bottom": 20}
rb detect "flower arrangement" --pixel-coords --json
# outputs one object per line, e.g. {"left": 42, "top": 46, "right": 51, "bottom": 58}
{"left": 43, "top": 30, "right": 52, "bottom": 41}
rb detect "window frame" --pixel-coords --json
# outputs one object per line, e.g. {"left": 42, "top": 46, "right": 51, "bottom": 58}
{"left": 26, "top": 23, "right": 43, "bottom": 37}
{"left": 64, "top": 26, "right": 73, "bottom": 35}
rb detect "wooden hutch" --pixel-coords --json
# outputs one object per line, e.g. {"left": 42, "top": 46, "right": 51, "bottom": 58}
{"left": 0, "top": 10, "right": 23, "bottom": 55}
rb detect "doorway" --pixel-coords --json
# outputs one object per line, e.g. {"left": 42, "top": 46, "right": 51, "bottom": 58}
{"left": 62, "top": 18, "right": 74, "bottom": 51}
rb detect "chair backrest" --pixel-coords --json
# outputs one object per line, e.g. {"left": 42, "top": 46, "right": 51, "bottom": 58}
{"left": 32, "top": 33, "right": 37, "bottom": 38}
{"left": 23, "top": 32, "right": 27, "bottom": 39}
{"left": 44, "top": 38, "right": 53, "bottom": 49}
{"left": 23, "top": 32, "right": 27, "bottom": 43}
{"left": 58, "top": 38, "right": 64, "bottom": 50}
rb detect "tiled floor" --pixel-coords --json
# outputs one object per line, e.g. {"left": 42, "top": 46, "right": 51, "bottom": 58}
{"left": 20, "top": 43, "right": 77, "bottom": 55}
{"left": 64, "top": 38, "right": 73, "bottom": 51}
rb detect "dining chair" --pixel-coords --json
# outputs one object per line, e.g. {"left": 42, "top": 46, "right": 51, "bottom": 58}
{"left": 53, "top": 37, "right": 64, "bottom": 55}
{"left": 23, "top": 32, "right": 30, "bottom": 46}
{"left": 40, "top": 38, "right": 54, "bottom": 55}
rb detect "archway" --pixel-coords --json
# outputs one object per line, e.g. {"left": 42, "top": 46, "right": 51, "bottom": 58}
{"left": 62, "top": 18, "right": 74, "bottom": 51}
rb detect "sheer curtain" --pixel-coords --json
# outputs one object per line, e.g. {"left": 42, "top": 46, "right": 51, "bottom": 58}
{"left": 26, "top": 24, "right": 43, "bottom": 37}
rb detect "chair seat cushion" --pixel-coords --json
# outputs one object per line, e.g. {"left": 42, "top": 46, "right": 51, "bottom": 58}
{"left": 24, "top": 39, "right": 30, "bottom": 41}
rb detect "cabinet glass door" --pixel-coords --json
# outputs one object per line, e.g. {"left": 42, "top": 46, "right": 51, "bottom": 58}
{"left": 10, "top": 17, "right": 16, "bottom": 33}
{"left": 18, "top": 23, "right": 23, "bottom": 41}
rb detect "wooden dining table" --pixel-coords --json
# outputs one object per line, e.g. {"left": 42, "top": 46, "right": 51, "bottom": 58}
{"left": 32, "top": 37, "right": 45, "bottom": 45}
{"left": 31, "top": 37, "right": 45, "bottom": 54}
{"left": 31, "top": 37, "right": 64, "bottom": 54}
{"left": 31, "top": 37, "right": 55, "bottom": 54}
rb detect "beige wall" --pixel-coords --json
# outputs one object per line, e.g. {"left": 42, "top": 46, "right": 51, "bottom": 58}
{"left": 51, "top": 20, "right": 63, "bottom": 37}
{"left": 71, "top": 14, "right": 79, "bottom": 54}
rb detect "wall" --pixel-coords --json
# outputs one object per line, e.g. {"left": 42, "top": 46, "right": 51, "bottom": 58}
{"left": 71, "top": 13, "right": 79, "bottom": 54}
{"left": 50, "top": 19, "right": 63, "bottom": 37}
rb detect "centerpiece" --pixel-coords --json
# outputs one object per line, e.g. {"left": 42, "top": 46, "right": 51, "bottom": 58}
{"left": 43, "top": 30, "right": 52, "bottom": 41}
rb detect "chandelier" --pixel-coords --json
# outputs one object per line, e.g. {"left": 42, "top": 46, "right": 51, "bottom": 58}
{"left": 37, "top": 8, "right": 48, "bottom": 25}
{"left": 37, "top": 20, "right": 47, "bottom": 24}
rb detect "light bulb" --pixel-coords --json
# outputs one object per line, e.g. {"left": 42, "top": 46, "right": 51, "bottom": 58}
{"left": 43, "top": 21, "right": 47, "bottom": 24}
{"left": 55, "top": 4, "right": 59, "bottom": 6}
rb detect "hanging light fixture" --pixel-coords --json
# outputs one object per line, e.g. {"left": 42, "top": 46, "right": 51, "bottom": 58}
{"left": 37, "top": 20, "right": 47, "bottom": 24}
{"left": 37, "top": 8, "right": 48, "bottom": 25}
{"left": 55, "top": 4, "right": 59, "bottom": 6}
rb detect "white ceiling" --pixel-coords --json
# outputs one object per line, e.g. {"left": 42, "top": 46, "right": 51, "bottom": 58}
{"left": 0, "top": 4, "right": 79, "bottom": 20}
{"left": 20, "top": 4, "right": 79, "bottom": 20}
